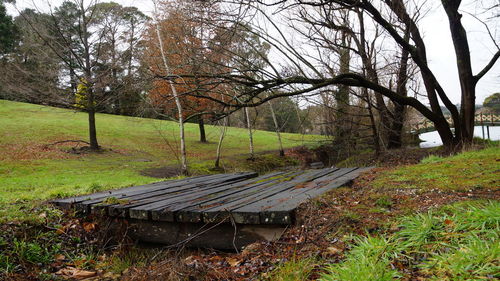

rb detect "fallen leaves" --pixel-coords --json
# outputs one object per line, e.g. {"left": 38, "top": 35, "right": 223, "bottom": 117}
{"left": 325, "top": 246, "right": 342, "bottom": 255}
{"left": 55, "top": 254, "right": 66, "bottom": 261}
{"left": 444, "top": 219, "right": 454, "bottom": 226}
{"left": 82, "top": 222, "right": 96, "bottom": 233}
{"left": 225, "top": 257, "right": 241, "bottom": 267}
{"left": 56, "top": 219, "right": 98, "bottom": 235}
{"left": 55, "top": 267, "right": 97, "bottom": 280}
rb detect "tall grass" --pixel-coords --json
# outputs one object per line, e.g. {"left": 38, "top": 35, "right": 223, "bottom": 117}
{"left": 320, "top": 201, "right": 500, "bottom": 280}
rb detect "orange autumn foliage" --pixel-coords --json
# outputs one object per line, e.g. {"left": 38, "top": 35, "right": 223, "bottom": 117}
{"left": 144, "top": 2, "right": 227, "bottom": 120}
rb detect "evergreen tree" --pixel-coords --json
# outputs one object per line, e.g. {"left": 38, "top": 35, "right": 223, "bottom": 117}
{"left": 0, "top": 0, "right": 17, "bottom": 54}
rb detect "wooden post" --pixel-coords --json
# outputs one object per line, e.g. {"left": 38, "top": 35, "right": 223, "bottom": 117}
{"left": 487, "top": 126, "right": 490, "bottom": 140}
{"left": 481, "top": 113, "right": 484, "bottom": 139}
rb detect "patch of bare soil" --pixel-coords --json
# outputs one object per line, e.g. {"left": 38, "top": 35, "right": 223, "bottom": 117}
{"left": 287, "top": 145, "right": 445, "bottom": 168}
{"left": 121, "top": 168, "right": 499, "bottom": 281}
{"left": 0, "top": 142, "right": 75, "bottom": 161}
{"left": 140, "top": 166, "right": 181, "bottom": 178}
{"left": 0, "top": 140, "right": 113, "bottom": 161}
{"left": 369, "top": 147, "right": 447, "bottom": 166}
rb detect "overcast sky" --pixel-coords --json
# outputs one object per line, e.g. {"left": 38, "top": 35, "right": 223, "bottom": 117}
{"left": 6, "top": 0, "right": 500, "bottom": 105}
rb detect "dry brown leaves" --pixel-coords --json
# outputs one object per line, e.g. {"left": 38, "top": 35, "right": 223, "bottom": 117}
{"left": 55, "top": 267, "right": 97, "bottom": 280}
{"left": 0, "top": 141, "right": 79, "bottom": 161}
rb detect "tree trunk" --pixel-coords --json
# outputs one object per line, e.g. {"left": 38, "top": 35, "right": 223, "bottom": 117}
{"left": 364, "top": 88, "right": 381, "bottom": 155}
{"left": 442, "top": 1, "right": 476, "bottom": 145}
{"left": 244, "top": 107, "right": 255, "bottom": 160}
{"left": 357, "top": 10, "right": 391, "bottom": 149}
{"left": 154, "top": 2, "right": 188, "bottom": 175}
{"left": 268, "top": 99, "right": 285, "bottom": 156}
{"left": 69, "top": 67, "right": 77, "bottom": 95}
{"left": 81, "top": 2, "right": 99, "bottom": 151}
{"left": 87, "top": 90, "right": 99, "bottom": 150}
{"left": 387, "top": 27, "right": 410, "bottom": 149}
{"left": 198, "top": 117, "right": 207, "bottom": 143}
{"left": 387, "top": 105, "right": 405, "bottom": 149}
{"left": 214, "top": 117, "right": 227, "bottom": 168}
{"left": 435, "top": 117, "right": 456, "bottom": 147}
{"left": 334, "top": 31, "right": 351, "bottom": 151}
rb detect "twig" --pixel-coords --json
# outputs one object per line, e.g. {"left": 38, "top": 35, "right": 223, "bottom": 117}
{"left": 225, "top": 208, "right": 240, "bottom": 254}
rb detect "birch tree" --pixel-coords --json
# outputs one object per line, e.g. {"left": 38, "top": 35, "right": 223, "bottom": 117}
{"left": 152, "top": 0, "right": 188, "bottom": 175}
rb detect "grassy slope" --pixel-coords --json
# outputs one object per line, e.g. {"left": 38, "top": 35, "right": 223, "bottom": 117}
{"left": 372, "top": 146, "right": 499, "bottom": 191}
{"left": 0, "top": 100, "right": 324, "bottom": 222}
{"left": 320, "top": 200, "right": 499, "bottom": 281}
{"left": 268, "top": 146, "right": 500, "bottom": 281}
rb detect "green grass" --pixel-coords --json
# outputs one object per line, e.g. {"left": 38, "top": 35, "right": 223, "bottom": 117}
{"left": 320, "top": 236, "right": 401, "bottom": 281}
{"left": 321, "top": 148, "right": 499, "bottom": 280}
{"left": 320, "top": 200, "right": 500, "bottom": 281}
{"left": 372, "top": 145, "right": 500, "bottom": 192}
{"left": 0, "top": 100, "right": 325, "bottom": 222}
{"left": 263, "top": 256, "right": 318, "bottom": 281}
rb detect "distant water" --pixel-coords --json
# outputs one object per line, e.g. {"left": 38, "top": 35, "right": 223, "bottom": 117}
{"left": 419, "top": 126, "right": 500, "bottom": 148}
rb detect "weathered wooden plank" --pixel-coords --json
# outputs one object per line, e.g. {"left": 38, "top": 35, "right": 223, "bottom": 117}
{"left": 80, "top": 172, "right": 257, "bottom": 214}
{"left": 200, "top": 168, "right": 342, "bottom": 224}
{"left": 52, "top": 174, "right": 219, "bottom": 209}
{"left": 107, "top": 172, "right": 267, "bottom": 218}
{"left": 79, "top": 176, "right": 229, "bottom": 214}
{"left": 87, "top": 173, "right": 254, "bottom": 215}
{"left": 231, "top": 168, "right": 359, "bottom": 224}
{"left": 52, "top": 167, "right": 372, "bottom": 236}
{"left": 173, "top": 171, "right": 308, "bottom": 223}
{"left": 127, "top": 172, "right": 284, "bottom": 220}
{"left": 134, "top": 171, "right": 291, "bottom": 221}
{"left": 259, "top": 167, "right": 373, "bottom": 224}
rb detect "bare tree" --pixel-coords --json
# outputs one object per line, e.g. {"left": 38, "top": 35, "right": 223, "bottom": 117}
{"left": 177, "top": 0, "right": 500, "bottom": 149}
{"left": 152, "top": 0, "right": 188, "bottom": 175}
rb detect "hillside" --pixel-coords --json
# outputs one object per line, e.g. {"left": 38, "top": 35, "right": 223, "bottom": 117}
{"left": 0, "top": 100, "right": 324, "bottom": 222}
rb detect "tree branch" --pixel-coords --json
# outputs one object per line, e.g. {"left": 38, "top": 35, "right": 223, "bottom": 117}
{"left": 474, "top": 50, "right": 500, "bottom": 83}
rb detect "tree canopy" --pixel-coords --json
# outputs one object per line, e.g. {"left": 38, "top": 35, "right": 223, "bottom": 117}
{"left": 483, "top": 93, "right": 500, "bottom": 113}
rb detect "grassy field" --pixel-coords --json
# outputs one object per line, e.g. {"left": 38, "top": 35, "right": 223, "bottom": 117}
{"left": 0, "top": 101, "right": 498, "bottom": 280}
{"left": 0, "top": 99, "right": 325, "bottom": 222}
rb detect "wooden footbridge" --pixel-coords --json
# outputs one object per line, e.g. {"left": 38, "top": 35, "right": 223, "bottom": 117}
{"left": 413, "top": 113, "right": 500, "bottom": 134}
{"left": 52, "top": 167, "right": 371, "bottom": 249}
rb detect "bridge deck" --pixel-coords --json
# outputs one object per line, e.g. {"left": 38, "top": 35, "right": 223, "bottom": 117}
{"left": 52, "top": 167, "right": 371, "bottom": 225}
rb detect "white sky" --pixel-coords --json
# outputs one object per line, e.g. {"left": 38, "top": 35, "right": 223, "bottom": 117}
{"left": 6, "top": 0, "right": 500, "bottom": 105}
